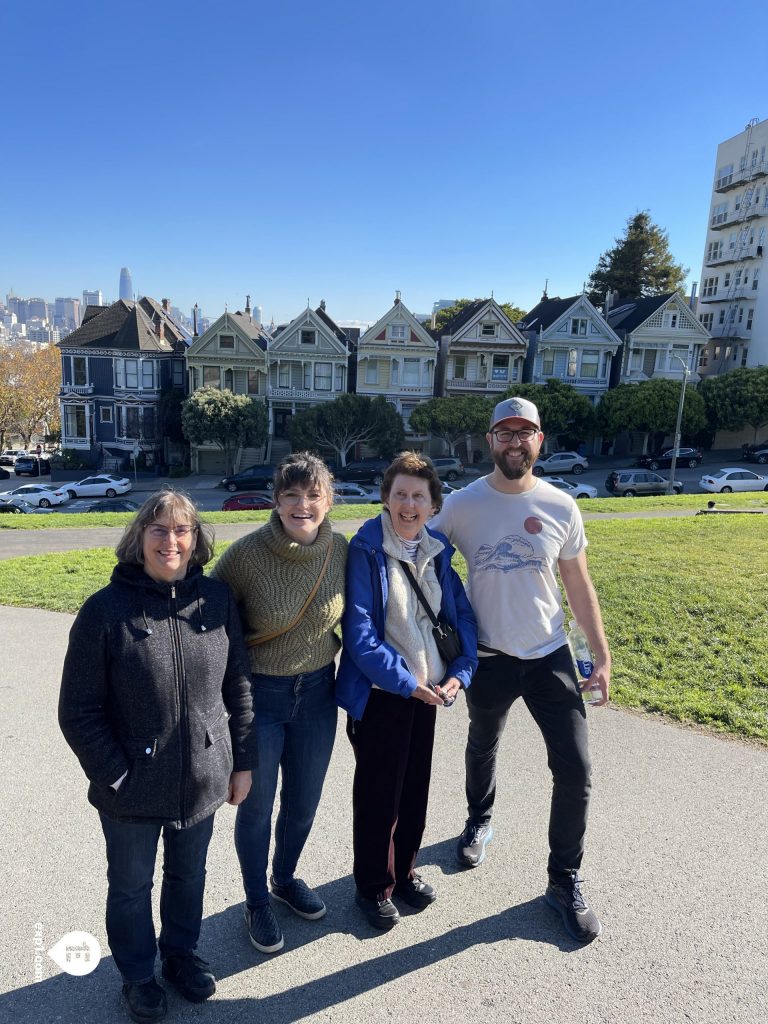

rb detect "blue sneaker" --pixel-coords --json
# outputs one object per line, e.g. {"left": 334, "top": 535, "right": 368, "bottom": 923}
{"left": 270, "top": 876, "right": 326, "bottom": 920}
{"left": 456, "top": 822, "right": 493, "bottom": 867}
{"left": 244, "top": 903, "right": 284, "bottom": 953}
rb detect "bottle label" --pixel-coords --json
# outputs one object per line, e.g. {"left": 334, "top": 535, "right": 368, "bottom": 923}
{"left": 576, "top": 657, "right": 594, "bottom": 679}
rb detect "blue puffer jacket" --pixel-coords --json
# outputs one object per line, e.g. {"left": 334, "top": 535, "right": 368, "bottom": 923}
{"left": 336, "top": 515, "right": 478, "bottom": 720}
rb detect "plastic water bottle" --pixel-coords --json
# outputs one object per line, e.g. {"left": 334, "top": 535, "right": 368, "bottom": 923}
{"left": 567, "top": 619, "right": 602, "bottom": 706}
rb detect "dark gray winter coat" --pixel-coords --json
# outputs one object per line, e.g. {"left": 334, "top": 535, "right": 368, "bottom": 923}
{"left": 58, "top": 562, "right": 254, "bottom": 828}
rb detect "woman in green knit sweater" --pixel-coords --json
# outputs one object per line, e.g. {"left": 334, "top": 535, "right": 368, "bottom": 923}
{"left": 211, "top": 452, "right": 347, "bottom": 955}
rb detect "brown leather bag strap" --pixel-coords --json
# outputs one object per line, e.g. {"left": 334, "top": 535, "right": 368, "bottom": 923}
{"left": 246, "top": 539, "right": 334, "bottom": 647}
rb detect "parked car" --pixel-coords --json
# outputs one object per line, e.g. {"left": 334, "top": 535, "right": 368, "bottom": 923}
{"left": 605, "top": 470, "right": 683, "bottom": 496}
{"left": 431, "top": 457, "right": 465, "bottom": 481}
{"left": 0, "top": 467, "right": 9, "bottom": 480}
{"left": 699, "top": 468, "right": 768, "bottom": 493}
{"left": 60, "top": 474, "right": 132, "bottom": 499}
{"left": 0, "top": 496, "right": 54, "bottom": 514}
{"left": 14, "top": 456, "right": 51, "bottom": 477}
{"left": 0, "top": 449, "right": 27, "bottom": 465}
{"left": 334, "top": 458, "right": 390, "bottom": 485}
{"left": 546, "top": 476, "right": 598, "bottom": 499}
{"left": 0, "top": 483, "right": 70, "bottom": 507}
{"left": 333, "top": 483, "right": 381, "bottom": 505}
{"left": 221, "top": 492, "right": 274, "bottom": 511}
{"left": 742, "top": 445, "right": 768, "bottom": 465}
{"left": 636, "top": 448, "right": 703, "bottom": 471}
{"left": 533, "top": 451, "right": 589, "bottom": 476}
{"left": 63, "top": 498, "right": 141, "bottom": 513}
{"left": 220, "top": 465, "right": 277, "bottom": 492}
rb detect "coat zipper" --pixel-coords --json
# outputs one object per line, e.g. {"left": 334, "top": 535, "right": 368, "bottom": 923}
{"left": 169, "top": 584, "right": 190, "bottom": 825}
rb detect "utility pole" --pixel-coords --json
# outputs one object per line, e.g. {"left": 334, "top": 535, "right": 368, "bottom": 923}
{"left": 667, "top": 354, "right": 691, "bottom": 494}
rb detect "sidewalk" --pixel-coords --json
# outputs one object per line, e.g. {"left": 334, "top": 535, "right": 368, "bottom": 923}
{"left": 1, "top": 604, "right": 766, "bottom": 1024}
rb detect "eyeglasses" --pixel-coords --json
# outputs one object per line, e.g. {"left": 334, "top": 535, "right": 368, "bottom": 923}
{"left": 491, "top": 428, "right": 539, "bottom": 443}
{"left": 278, "top": 492, "right": 326, "bottom": 506}
{"left": 146, "top": 525, "right": 197, "bottom": 540}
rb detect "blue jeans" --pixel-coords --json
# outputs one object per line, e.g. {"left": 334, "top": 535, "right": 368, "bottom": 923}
{"left": 235, "top": 663, "right": 337, "bottom": 906}
{"left": 99, "top": 812, "right": 215, "bottom": 983}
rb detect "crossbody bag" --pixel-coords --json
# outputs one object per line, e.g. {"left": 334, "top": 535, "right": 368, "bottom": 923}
{"left": 398, "top": 559, "right": 462, "bottom": 663}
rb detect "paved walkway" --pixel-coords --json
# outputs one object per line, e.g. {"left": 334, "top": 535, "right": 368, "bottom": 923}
{"left": 1, "top": 604, "right": 765, "bottom": 1024}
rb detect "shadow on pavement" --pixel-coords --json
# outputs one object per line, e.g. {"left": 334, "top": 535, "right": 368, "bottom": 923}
{"left": 1, "top": 841, "right": 580, "bottom": 1023}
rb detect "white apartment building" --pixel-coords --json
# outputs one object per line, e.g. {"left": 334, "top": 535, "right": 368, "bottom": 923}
{"left": 697, "top": 116, "right": 768, "bottom": 375}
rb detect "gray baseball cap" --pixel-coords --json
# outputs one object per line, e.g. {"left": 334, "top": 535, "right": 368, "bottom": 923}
{"left": 489, "top": 396, "right": 541, "bottom": 431}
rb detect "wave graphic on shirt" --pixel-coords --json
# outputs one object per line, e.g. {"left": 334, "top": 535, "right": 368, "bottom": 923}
{"left": 474, "top": 534, "right": 545, "bottom": 573}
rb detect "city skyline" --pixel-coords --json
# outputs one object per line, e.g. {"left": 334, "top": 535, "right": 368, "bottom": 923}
{"left": 2, "top": 1, "right": 767, "bottom": 325}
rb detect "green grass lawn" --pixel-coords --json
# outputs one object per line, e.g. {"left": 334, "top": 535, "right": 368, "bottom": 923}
{"left": 1, "top": 492, "right": 767, "bottom": 529}
{"left": 1, "top": 515, "right": 767, "bottom": 741}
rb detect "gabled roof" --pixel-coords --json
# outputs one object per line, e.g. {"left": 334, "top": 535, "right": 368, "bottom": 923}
{"left": 606, "top": 294, "right": 675, "bottom": 332}
{"left": 228, "top": 311, "right": 270, "bottom": 350}
{"left": 360, "top": 297, "right": 437, "bottom": 350}
{"left": 315, "top": 305, "right": 349, "bottom": 346}
{"left": 57, "top": 299, "right": 179, "bottom": 352}
{"left": 430, "top": 300, "right": 486, "bottom": 338}
{"left": 520, "top": 296, "right": 581, "bottom": 331}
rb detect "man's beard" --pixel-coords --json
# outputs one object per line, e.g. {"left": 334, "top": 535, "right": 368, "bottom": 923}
{"left": 491, "top": 446, "right": 533, "bottom": 480}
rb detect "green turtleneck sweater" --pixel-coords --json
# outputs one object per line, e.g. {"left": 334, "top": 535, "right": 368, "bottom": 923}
{"left": 210, "top": 511, "right": 347, "bottom": 676}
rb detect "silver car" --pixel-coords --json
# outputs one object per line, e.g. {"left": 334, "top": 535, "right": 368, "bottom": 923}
{"left": 605, "top": 470, "right": 683, "bottom": 496}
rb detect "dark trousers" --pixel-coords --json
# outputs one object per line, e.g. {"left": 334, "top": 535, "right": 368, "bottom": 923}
{"left": 464, "top": 645, "right": 592, "bottom": 879}
{"left": 99, "top": 812, "right": 215, "bottom": 983}
{"left": 346, "top": 688, "right": 437, "bottom": 900}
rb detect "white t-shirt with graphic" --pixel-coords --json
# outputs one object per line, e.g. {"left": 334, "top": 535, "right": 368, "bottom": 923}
{"left": 431, "top": 475, "right": 586, "bottom": 660}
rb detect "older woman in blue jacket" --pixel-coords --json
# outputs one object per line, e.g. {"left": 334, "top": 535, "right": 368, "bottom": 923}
{"left": 336, "top": 451, "right": 477, "bottom": 931}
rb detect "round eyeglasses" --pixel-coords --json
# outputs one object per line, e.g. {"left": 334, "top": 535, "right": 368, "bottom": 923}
{"left": 145, "top": 525, "right": 197, "bottom": 540}
{"left": 278, "top": 492, "right": 326, "bottom": 506}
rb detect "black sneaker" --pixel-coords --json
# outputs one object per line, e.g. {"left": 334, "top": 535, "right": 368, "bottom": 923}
{"left": 355, "top": 891, "right": 400, "bottom": 930}
{"left": 244, "top": 903, "right": 284, "bottom": 953}
{"left": 456, "top": 822, "right": 493, "bottom": 867}
{"left": 270, "top": 875, "right": 326, "bottom": 920}
{"left": 545, "top": 871, "right": 602, "bottom": 943}
{"left": 393, "top": 874, "right": 437, "bottom": 909}
{"left": 161, "top": 954, "right": 216, "bottom": 1002}
{"left": 122, "top": 978, "right": 167, "bottom": 1022}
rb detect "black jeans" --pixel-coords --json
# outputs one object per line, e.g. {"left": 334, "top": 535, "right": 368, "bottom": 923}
{"left": 464, "top": 645, "right": 592, "bottom": 879}
{"left": 99, "top": 812, "right": 214, "bottom": 983}
{"left": 347, "top": 688, "right": 437, "bottom": 900}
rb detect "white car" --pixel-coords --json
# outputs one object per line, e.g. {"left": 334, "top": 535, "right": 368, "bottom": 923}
{"left": 546, "top": 476, "right": 598, "bottom": 499}
{"left": 333, "top": 483, "right": 381, "bottom": 505}
{"left": 699, "top": 468, "right": 768, "bottom": 493}
{"left": 533, "top": 451, "right": 589, "bottom": 476}
{"left": 61, "top": 474, "right": 132, "bottom": 499}
{"left": 0, "top": 449, "right": 27, "bottom": 466}
{"left": 0, "top": 483, "right": 70, "bottom": 508}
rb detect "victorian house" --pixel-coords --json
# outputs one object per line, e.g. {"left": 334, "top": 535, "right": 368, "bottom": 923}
{"left": 267, "top": 302, "right": 350, "bottom": 458}
{"left": 435, "top": 299, "right": 528, "bottom": 398}
{"left": 184, "top": 301, "right": 270, "bottom": 473}
{"left": 606, "top": 292, "right": 709, "bottom": 386}
{"left": 356, "top": 293, "right": 437, "bottom": 436}
{"left": 57, "top": 298, "right": 187, "bottom": 470}
{"left": 519, "top": 293, "right": 620, "bottom": 401}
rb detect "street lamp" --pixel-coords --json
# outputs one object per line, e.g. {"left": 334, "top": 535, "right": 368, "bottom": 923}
{"left": 666, "top": 354, "right": 691, "bottom": 495}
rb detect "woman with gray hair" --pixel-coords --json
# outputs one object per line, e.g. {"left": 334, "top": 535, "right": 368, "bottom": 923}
{"left": 59, "top": 489, "right": 254, "bottom": 1024}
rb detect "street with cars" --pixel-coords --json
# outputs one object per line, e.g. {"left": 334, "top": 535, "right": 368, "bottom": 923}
{"left": 0, "top": 450, "right": 765, "bottom": 514}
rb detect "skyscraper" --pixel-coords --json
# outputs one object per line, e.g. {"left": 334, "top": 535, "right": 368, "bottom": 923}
{"left": 119, "top": 267, "right": 133, "bottom": 301}
{"left": 83, "top": 289, "right": 104, "bottom": 308}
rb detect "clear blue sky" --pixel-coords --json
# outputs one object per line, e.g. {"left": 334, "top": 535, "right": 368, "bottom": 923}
{"left": 2, "top": 0, "right": 767, "bottom": 324}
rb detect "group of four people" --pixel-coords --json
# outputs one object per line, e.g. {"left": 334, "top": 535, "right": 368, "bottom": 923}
{"left": 59, "top": 396, "right": 611, "bottom": 1023}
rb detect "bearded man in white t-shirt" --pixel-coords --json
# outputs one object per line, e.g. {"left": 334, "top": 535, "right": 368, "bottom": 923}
{"left": 430, "top": 396, "right": 611, "bottom": 944}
